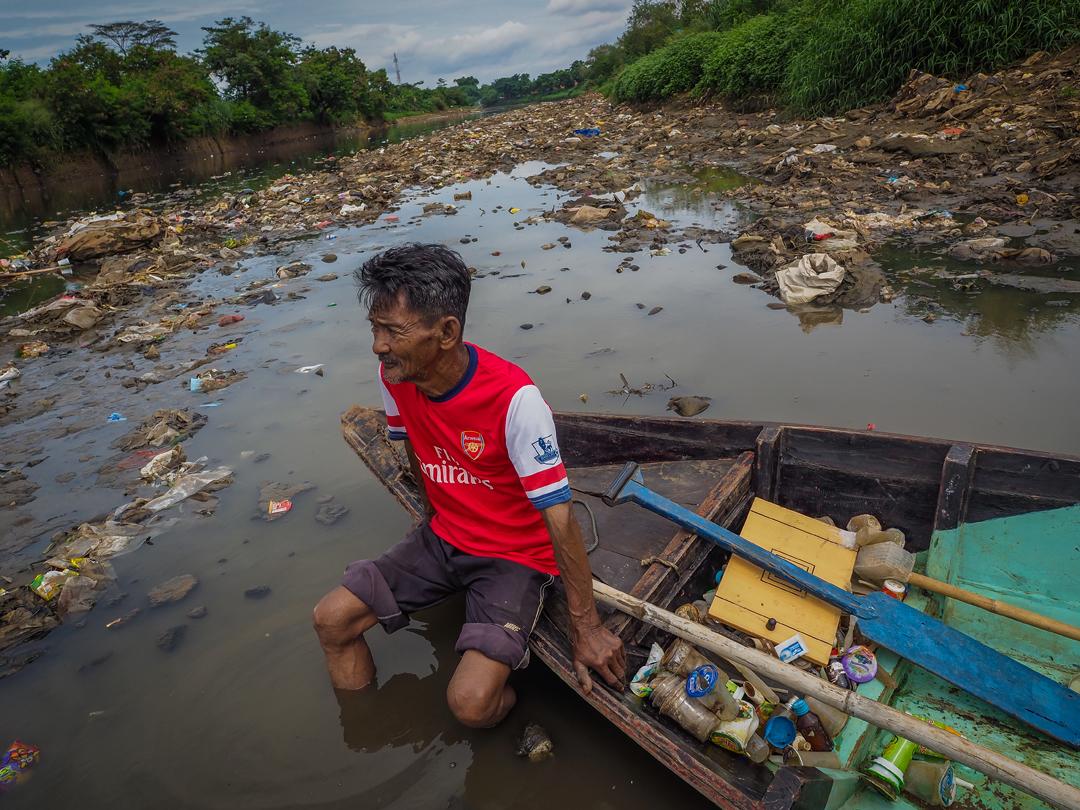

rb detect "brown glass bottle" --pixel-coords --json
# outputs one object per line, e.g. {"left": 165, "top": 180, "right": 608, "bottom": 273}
{"left": 789, "top": 698, "right": 834, "bottom": 752}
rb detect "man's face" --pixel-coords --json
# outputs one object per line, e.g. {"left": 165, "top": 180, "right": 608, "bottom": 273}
{"left": 369, "top": 292, "right": 443, "bottom": 385}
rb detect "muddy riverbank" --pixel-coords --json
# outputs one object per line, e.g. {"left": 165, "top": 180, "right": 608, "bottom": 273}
{"left": 1, "top": 48, "right": 1078, "bottom": 809}
{"left": 0, "top": 107, "right": 488, "bottom": 235}
{"left": 0, "top": 123, "right": 368, "bottom": 227}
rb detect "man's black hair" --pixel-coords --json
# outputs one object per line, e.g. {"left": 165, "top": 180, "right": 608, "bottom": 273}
{"left": 355, "top": 243, "right": 471, "bottom": 328}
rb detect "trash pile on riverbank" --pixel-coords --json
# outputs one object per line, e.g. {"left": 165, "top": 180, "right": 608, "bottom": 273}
{"left": 1, "top": 47, "right": 1078, "bottom": 679}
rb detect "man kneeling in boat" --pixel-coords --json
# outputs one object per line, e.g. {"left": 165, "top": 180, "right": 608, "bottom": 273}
{"left": 313, "top": 243, "right": 625, "bottom": 728}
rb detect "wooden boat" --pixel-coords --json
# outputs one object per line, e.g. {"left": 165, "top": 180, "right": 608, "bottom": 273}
{"left": 341, "top": 406, "right": 1080, "bottom": 810}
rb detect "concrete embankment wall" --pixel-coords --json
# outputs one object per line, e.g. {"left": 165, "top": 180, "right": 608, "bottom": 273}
{"left": 0, "top": 122, "right": 371, "bottom": 223}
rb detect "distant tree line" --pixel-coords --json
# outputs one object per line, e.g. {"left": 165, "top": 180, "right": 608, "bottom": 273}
{"left": 1, "top": 17, "right": 598, "bottom": 166}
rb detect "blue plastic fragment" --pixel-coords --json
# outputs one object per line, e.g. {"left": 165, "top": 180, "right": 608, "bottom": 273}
{"left": 573, "top": 128, "right": 601, "bottom": 137}
{"left": 107, "top": 412, "right": 126, "bottom": 422}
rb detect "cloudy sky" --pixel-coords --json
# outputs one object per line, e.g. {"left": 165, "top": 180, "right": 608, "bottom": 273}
{"left": 1, "top": 0, "right": 633, "bottom": 84}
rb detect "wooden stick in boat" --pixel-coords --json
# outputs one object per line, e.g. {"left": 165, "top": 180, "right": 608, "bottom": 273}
{"left": 906, "top": 572, "right": 1080, "bottom": 643}
{"left": 592, "top": 579, "right": 1080, "bottom": 810}
{"left": 856, "top": 544, "right": 1080, "bottom": 642}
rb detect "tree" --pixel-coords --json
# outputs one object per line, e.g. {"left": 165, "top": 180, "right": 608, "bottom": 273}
{"left": 89, "top": 20, "right": 177, "bottom": 55}
{"left": 199, "top": 17, "right": 307, "bottom": 125}
{"left": 587, "top": 43, "right": 625, "bottom": 82}
{"left": 0, "top": 57, "right": 56, "bottom": 164}
{"left": 298, "top": 46, "right": 370, "bottom": 124}
{"left": 453, "top": 75, "right": 481, "bottom": 104}
{"left": 618, "top": 0, "right": 680, "bottom": 58}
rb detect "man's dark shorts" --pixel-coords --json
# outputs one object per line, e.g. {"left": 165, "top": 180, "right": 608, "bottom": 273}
{"left": 341, "top": 523, "right": 555, "bottom": 669}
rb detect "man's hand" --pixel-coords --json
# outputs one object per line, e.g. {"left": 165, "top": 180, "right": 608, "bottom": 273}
{"left": 569, "top": 615, "right": 626, "bottom": 694}
{"left": 541, "top": 500, "right": 626, "bottom": 693}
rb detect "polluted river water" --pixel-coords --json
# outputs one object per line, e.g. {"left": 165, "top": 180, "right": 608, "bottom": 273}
{"left": 1, "top": 124, "right": 1080, "bottom": 808}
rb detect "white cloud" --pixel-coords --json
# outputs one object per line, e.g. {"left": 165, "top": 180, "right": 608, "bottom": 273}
{"left": 434, "top": 21, "right": 530, "bottom": 69}
{"left": 546, "top": 0, "right": 631, "bottom": 15}
{"left": 545, "top": 10, "right": 626, "bottom": 51}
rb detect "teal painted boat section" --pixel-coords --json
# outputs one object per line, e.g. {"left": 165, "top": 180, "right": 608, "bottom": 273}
{"left": 833, "top": 505, "right": 1079, "bottom": 810}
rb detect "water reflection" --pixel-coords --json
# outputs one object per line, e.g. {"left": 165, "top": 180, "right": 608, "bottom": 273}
{"left": 0, "top": 272, "right": 67, "bottom": 317}
{"left": 639, "top": 166, "right": 757, "bottom": 225}
{"left": 877, "top": 246, "right": 1080, "bottom": 353}
{"left": 0, "top": 109, "right": 491, "bottom": 258}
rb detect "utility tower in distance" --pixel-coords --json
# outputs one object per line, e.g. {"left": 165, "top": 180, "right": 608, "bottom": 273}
{"left": 393, "top": 53, "right": 401, "bottom": 84}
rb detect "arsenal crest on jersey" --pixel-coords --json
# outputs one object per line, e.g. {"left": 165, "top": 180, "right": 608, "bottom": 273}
{"left": 460, "top": 430, "right": 485, "bottom": 461}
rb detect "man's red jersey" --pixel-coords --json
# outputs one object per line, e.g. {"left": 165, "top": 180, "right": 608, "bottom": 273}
{"left": 379, "top": 343, "right": 570, "bottom": 574}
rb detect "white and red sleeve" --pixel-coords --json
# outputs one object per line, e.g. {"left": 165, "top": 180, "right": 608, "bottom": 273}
{"left": 504, "top": 384, "right": 571, "bottom": 510}
{"left": 378, "top": 365, "right": 407, "bottom": 441}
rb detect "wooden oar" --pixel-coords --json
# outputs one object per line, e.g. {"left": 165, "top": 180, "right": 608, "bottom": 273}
{"left": 592, "top": 579, "right": 1080, "bottom": 810}
{"left": 906, "top": 572, "right": 1080, "bottom": 641}
{"left": 855, "top": 542, "right": 1080, "bottom": 642}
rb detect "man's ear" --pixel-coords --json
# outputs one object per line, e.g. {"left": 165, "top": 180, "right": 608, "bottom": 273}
{"left": 437, "top": 316, "right": 462, "bottom": 349}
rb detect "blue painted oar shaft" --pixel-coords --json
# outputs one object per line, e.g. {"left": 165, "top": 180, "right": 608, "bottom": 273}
{"left": 623, "top": 480, "right": 869, "bottom": 617}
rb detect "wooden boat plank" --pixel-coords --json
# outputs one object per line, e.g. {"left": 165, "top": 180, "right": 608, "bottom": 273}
{"left": 971, "top": 449, "right": 1080, "bottom": 502}
{"left": 581, "top": 545, "right": 648, "bottom": 595}
{"left": 774, "top": 463, "right": 939, "bottom": 549}
{"left": 611, "top": 452, "right": 753, "bottom": 642}
{"left": 967, "top": 489, "right": 1080, "bottom": 525}
{"left": 341, "top": 405, "right": 424, "bottom": 520}
{"left": 753, "top": 426, "right": 783, "bottom": 501}
{"left": 780, "top": 427, "right": 949, "bottom": 484}
{"left": 933, "top": 444, "right": 976, "bottom": 532}
{"left": 567, "top": 459, "right": 738, "bottom": 563}
{"left": 556, "top": 413, "right": 762, "bottom": 464}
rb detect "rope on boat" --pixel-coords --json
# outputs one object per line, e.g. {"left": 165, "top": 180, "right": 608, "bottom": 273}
{"left": 572, "top": 498, "right": 599, "bottom": 554}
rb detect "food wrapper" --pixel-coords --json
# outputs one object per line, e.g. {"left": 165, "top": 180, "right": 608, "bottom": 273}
{"left": 0, "top": 740, "right": 40, "bottom": 793}
{"left": 630, "top": 643, "right": 664, "bottom": 697}
{"left": 29, "top": 569, "right": 78, "bottom": 601}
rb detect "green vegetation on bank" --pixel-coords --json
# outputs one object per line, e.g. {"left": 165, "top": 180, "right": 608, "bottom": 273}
{"left": 609, "top": 0, "right": 1080, "bottom": 113}
{"left": 0, "top": 18, "right": 586, "bottom": 166}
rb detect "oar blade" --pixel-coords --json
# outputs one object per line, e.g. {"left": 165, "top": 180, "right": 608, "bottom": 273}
{"left": 859, "top": 592, "right": 1080, "bottom": 747}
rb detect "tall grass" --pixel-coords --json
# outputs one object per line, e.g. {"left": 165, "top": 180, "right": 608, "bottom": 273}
{"left": 610, "top": 0, "right": 1080, "bottom": 114}
{"left": 699, "top": 13, "right": 799, "bottom": 100}
{"left": 785, "top": 0, "right": 1080, "bottom": 114}
{"left": 612, "top": 32, "right": 727, "bottom": 103}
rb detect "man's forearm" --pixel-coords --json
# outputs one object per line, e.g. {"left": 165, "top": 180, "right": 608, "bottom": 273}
{"left": 543, "top": 499, "right": 626, "bottom": 691}
{"left": 543, "top": 502, "right": 601, "bottom": 626}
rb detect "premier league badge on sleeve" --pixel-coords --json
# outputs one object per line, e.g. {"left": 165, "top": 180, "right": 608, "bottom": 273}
{"left": 531, "top": 435, "right": 560, "bottom": 465}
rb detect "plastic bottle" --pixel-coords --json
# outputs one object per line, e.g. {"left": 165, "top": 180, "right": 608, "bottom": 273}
{"left": 662, "top": 639, "right": 710, "bottom": 676}
{"left": 861, "top": 735, "right": 919, "bottom": 800}
{"left": 855, "top": 527, "right": 906, "bottom": 547}
{"left": 790, "top": 698, "right": 834, "bottom": 752}
{"left": 903, "top": 760, "right": 974, "bottom": 807}
{"left": 743, "top": 733, "right": 770, "bottom": 764}
{"left": 674, "top": 602, "right": 704, "bottom": 623}
{"left": 649, "top": 673, "right": 717, "bottom": 743}
{"left": 686, "top": 664, "right": 740, "bottom": 721}
{"left": 804, "top": 695, "right": 849, "bottom": 738}
{"left": 847, "top": 514, "right": 882, "bottom": 533}
{"left": 763, "top": 703, "right": 797, "bottom": 749}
